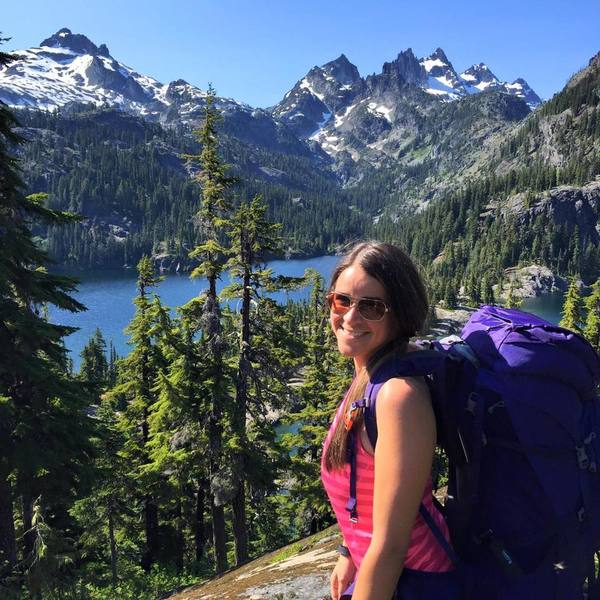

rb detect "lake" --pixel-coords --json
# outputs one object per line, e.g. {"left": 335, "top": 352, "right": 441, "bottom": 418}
{"left": 49, "top": 255, "right": 341, "bottom": 368}
{"left": 48, "top": 257, "right": 565, "bottom": 369}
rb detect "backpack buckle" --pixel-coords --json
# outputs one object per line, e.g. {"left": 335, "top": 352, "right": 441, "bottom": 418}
{"left": 576, "top": 445, "right": 590, "bottom": 470}
{"left": 577, "top": 433, "right": 597, "bottom": 471}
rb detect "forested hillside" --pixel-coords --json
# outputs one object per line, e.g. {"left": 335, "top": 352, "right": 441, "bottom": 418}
{"left": 16, "top": 105, "right": 365, "bottom": 268}
{"left": 374, "top": 51, "right": 600, "bottom": 305}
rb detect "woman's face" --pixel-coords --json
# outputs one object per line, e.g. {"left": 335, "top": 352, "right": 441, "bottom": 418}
{"left": 330, "top": 264, "right": 397, "bottom": 371}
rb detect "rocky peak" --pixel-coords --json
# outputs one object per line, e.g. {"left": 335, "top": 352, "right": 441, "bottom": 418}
{"left": 40, "top": 28, "right": 111, "bottom": 57}
{"left": 505, "top": 78, "right": 542, "bottom": 107}
{"left": 321, "top": 53, "right": 361, "bottom": 85}
{"left": 380, "top": 48, "right": 427, "bottom": 86}
{"left": 420, "top": 47, "right": 464, "bottom": 95}
{"left": 429, "top": 47, "right": 451, "bottom": 64}
{"left": 270, "top": 54, "right": 366, "bottom": 138}
{"left": 461, "top": 63, "right": 500, "bottom": 87}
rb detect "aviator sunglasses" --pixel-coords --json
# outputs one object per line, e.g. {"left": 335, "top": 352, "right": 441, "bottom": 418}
{"left": 326, "top": 291, "right": 390, "bottom": 322}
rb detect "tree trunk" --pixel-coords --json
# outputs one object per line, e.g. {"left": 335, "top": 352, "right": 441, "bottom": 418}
{"left": 205, "top": 281, "right": 229, "bottom": 575}
{"left": 21, "top": 493, "right": 34, "bottom": 562}
{"left": 231, "top": 257, "right": 252, "bottom": 566}
{"left": 211, "top": 502, "right": 227, "bottom": 574}
{"left": 231, "top": 484, "right": 248, "bottom": 566}
{"left": 195, "top": 481, "right": 206, "bottom": 563}
{"left": 0, "top": 475, "right": 17, "bottom": 577}
{"left": 175, "top": 498, "right": 184, "bottom": 574}
{"left": 209, "top": 377, "right": 228, "bottom": 574}
{"left": 141, "top": 495, "right": 159, "bottom": 572}
{"left": 108, "top": 502, "right": 118, "bottom": 587}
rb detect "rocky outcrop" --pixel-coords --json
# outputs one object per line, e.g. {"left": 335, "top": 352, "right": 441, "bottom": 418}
{"left": 501, "top": 264, "right": 568, "bottom": 298}
{"left": 168, "top": 526, "right": 339, "bottom": 599}
{"left": 505, "top": 180, "right": 600, "bottom": 245}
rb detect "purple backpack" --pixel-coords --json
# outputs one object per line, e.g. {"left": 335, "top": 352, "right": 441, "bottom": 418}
{"left": 350, "top": 305, "right": 600, "bottom": 599}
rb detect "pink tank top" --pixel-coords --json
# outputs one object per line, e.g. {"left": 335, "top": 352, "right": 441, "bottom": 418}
{"left": 321, "top": 387, "right": 453, "bottom": 573}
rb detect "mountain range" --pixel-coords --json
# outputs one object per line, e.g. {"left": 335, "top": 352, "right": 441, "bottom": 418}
{"left": 1, "top": 28, "right": 598, "bottom": 276}
{"left": 1, "top": 28, "right": 541, "bottom": 172}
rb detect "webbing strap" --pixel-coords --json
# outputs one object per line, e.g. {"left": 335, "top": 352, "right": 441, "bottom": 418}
{"left": 418, "top": 502, "right": 461, "bottom": 567}
{"left": 346, "top": 429, "right": 358, "bottom": 522}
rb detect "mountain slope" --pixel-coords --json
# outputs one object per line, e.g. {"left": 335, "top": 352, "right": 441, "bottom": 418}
{"left": 15, "top": 105, "right": 364, "bottom": 268}
{"left": 3, "top": 29, "right": 597, "bottom": 274}
{"left": 379, "top": 52, "right": 600, "bottom": 304}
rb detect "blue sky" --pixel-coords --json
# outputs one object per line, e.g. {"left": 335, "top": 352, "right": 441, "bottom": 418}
{"left": 3, "top": 0, "right": 599, "bottom": 108}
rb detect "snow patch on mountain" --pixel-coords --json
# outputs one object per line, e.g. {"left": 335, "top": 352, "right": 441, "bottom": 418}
{"left": 0, "top": 28, "right": 252, "bottom": 123}
{"left": 299, "top": 77, "right": 326, "bottom": 102}
{"left": 367, "top": 102, "right": 393, "bottom": 122}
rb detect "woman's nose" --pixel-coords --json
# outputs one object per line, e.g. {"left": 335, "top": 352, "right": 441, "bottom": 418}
{"left": 342, "top": 303, "right": 363, "bottom": 324}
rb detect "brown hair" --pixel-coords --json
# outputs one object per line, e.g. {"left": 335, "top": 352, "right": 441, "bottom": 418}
{"left": 324, "top": 241, "right": 429, "bottom": 471}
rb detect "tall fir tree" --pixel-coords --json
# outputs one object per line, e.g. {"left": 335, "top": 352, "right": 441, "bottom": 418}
{"left": 79, "top": 327, "right": 109, "bottom": 396}
{"left": 584, "top": 278, "right": 600, "bottom": 351}
{"left": 282, "top": 271, "right": 351, "bottom": 536}
{"left": 184, "top": 85, "right": 235, "bottom": 574}
{"left": 145, "top": 297, "right": 212, "bottom": 573}
{"left": 222, "top": 194, "right": 295, "bottom": 565}
{"left": 560, "top": 278, "right": 584, "bottom": 334}
{"left": 107, "top": 256, "right": 165, "bottom": 572}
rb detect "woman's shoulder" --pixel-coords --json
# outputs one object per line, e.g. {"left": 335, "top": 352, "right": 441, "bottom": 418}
{"left": 377, "top": 375, "right": 430, "bottom": 411}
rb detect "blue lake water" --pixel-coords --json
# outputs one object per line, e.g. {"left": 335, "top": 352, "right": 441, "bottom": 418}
{"left": 48, "top": 256, "right": 565, "bottom": 370}
{"left": 519, "top": 293, "right": 564, "bottom": 324}
{"left": 49, "top": 255, "right": 340, "bottom": 368}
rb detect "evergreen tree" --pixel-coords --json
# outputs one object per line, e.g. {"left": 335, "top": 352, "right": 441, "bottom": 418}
{"left": 222, "top": 194, "right": 295, "bottom": 565}
{"left": 147, "top": 306, "right": 211, "bottom": 571}
{"left": 584, "top": 278, "right": 600, "bottom": 351}
{"left": 481, "top": 274, "right": 495, "bottom": 305}
{"left": 107, "top": 256, "right": 165, "bottom": 572}
{"left": 0, "top": 39, "right": 93, "bottom": 589}
{"left": 504, "top": 279, "right": 523, "bottom": 309}
{"left": 560, "top": 278, "right": 584, "bottom": 333}
{"left": 282, "top": 271, "right": 350, "bottom": 536}
{"left": 184, "top": 85, "right": 235, "bottom": 574}
{"left": 70, "top": 400, "right": 130, "bottom": 590}
{"left": 79, "top": 327, "right": 109, "bottom": 395}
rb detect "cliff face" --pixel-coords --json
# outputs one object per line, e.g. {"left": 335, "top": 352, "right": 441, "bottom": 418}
{"left": 505, "top": 180, "right": 600, "bottom": 245}
{"left": 169, "top": 526, "right": 339, "bottom": 600}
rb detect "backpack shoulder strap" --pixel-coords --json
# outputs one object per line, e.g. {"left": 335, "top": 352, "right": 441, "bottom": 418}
{"left": 363, "top": 349, "right": 446, "bottom": 448}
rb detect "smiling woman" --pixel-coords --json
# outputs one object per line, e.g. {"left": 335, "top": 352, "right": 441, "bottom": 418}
{"left": 320, "top": 241, "right": 460, "bottom": 600}
{"left": 327, "top": 267, "right": 397, "bottom": 372}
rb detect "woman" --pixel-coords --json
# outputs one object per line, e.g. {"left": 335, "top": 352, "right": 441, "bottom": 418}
{"left": 321, "top": 241, "right": 458, "bottom": 600}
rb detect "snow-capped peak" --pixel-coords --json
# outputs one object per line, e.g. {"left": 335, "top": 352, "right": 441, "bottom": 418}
{"left": 458, "top": 64, "right": 541, "bottom": 107}
{"left": 504, "top": 77, "right": 542, "bottom": 108}
{"left": 459, "top": 63, "right": 501, "bottom": 92}
{"left": 419, "top": 47, "right": 464, "bottom": 100}
{"left": 271, "top": 53, "right": 364, "bottom": 138}
{"left": 320, "top": 54, "right": 362, "bottom": 86}
{"left": 40, "top": 28, "right": 111, "bottom": 58}
{"left": 0, "top": 28, "right": 255, "bottom": 124}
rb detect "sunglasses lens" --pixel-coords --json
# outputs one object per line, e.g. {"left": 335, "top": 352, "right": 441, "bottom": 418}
{"left": 358, "top": 299, "right": 387, "bottom": 321}
{"left": 328, "top": 293, "right": 387, "bottom": 321}
{"left": 328, "top": 292, "right": 351, "bottom": 312}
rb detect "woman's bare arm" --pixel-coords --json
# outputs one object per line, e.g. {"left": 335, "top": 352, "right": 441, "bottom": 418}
{"left": 351, "top": 376, "right": 436, "bottom": 600}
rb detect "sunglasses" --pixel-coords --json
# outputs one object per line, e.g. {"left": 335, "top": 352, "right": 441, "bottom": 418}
{"left": 326, "top": 291, "right": 389, "bottom": 322}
